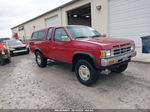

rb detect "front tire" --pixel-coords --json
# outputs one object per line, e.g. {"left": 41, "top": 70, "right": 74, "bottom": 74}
{"left": 0, "top": 59, "right": 5, "bottom": 66}
{"left": 5, "top": 58, "right": 11, "bottom": 64}
{"left": 110, "top": 63, "right": 128, "bottom": 73}
{"left": 35, "top": 52, "right": 47, "bottom": 68}
{"left": 75, "top": 60, "right": 98, "bottom": 86}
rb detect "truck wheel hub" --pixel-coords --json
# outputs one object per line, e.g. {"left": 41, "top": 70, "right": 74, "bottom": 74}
{"left": 79, "top": 65, "right": 90, "bottom": 81}
{"left": 37, "top": 55, "right": 41, "bottom": 64}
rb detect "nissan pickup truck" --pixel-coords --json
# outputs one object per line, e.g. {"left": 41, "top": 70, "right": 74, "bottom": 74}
{"left": 29, "top": 25, "right": 136, "bottom": 86}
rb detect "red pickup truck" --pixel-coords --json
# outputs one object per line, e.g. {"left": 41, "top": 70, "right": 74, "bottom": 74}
{"left": 29, "top": 25, "right": 136, "bottom": 86}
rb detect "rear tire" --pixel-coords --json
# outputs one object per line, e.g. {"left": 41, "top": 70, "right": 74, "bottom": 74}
{"left": 110, "top": 63, "right": 128, "bottom": 73}
{"left": 75, "top": 60, "right": 98, "bottom": 86}
{"left": 35, "top": 51, "right": 47, "bottom": 68}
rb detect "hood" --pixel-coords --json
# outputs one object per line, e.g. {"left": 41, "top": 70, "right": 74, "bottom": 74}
{"left": 75, "top": 37, "right": 134, "bottom": 50}
{"left": 9, "top": 44, "right": 26, "bottom": 49}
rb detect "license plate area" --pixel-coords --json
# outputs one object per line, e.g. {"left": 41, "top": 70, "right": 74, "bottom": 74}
{"left": 118, "top": 56, "right": 129, "bottom": 63}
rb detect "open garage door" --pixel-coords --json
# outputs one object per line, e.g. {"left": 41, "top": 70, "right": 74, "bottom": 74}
{"left": 67, "top": 4, "right": 91, "bottom": 27}
{"left": 45, "top": 15, "right": 59, "bottom": 27}
{"left": 109, "top": 0, "right": 150, "bottom": 46}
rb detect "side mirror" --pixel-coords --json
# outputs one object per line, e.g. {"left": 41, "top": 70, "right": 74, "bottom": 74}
{"left": 61, "top": 36, "right": 70, "bottom": 42}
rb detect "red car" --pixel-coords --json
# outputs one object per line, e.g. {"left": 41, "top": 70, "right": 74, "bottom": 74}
{"left": 29, "top": 25, "right": 136, "bottom": 86}
{"left": 6, "top": 39, "right": 29, "bottom": 56}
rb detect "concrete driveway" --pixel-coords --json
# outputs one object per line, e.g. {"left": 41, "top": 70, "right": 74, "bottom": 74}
{"left": 0, "top": 54, "right": 150, "bottom": 109}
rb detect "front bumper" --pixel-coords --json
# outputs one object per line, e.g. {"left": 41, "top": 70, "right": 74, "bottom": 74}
{"left": 100, "top": 51, "right": 136, "bottom": 67}
{"left": 12, "top": 49, "right": 28, "bottom": 53}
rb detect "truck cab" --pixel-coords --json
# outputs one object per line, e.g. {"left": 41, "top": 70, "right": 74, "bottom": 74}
{"left": 29, "top": 25, "right": 136, "bottom": 86}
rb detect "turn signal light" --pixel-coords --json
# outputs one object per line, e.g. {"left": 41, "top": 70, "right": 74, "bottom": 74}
{"left": 108, "top": 60, "right": 116, "bottom": 64}
{"left": 100, "top": 52, "right": 106, "bottom": 58}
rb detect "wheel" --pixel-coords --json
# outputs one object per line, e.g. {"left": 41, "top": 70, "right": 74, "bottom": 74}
{"left": 35, "top": 51, "right": 47, "bottom": 68}
{"left": 0, "top": 59, "right": 5, "bottom": 66}
{"left": 110, "top": 63, "right": 128, "bottom": 73}
{"left": 75, "top": 60, "right": 98, "bottom": 86}
{"left": 5, "top": 58, "right": 11, "bottom": 64}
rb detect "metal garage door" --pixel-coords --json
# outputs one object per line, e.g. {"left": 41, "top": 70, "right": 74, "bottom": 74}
{"left": 45, "top": 15, "right": 59, "bottom": 27}
{"left": 109, "top": 0, "right": 150, "bottom": 46}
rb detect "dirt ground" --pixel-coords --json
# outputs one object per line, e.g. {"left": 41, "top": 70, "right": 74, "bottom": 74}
{"left": 0, "top": 54, "right": 150, "bottom": 109}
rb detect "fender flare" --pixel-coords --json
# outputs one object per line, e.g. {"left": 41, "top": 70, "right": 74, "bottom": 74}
{"left": 72, "top": 51, "right": 99, "bottom": 70}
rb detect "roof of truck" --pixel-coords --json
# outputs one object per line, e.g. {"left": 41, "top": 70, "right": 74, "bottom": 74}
{"left": 32, "top": 25, "right": 87, "bottom": 33}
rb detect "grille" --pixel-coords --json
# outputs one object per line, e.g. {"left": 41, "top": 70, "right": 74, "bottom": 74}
{"left": 113, "top": 46, "right": 131, "bottom": 56}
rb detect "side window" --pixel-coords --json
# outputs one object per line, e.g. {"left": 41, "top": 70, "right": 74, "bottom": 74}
{"left": 38, "top": 31, "right": 45, "bottom": 39}
{"left": 48, "top": 29, "right": 52, "bottom": 40}
{"left": 54, "top": 28, "right": 68, "bottom": 42}
{"left": 32, "top": 32, "right": 38, "bottom": 39}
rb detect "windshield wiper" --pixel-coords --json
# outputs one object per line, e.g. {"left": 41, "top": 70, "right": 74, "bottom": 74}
{"left": 75, "top": 36, "right": 89, "bottom": 39}
{"left": 91, "top": 35, "right": 101, "bottom": 38}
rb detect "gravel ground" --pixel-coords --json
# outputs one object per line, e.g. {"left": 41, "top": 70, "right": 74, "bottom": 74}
{"left": 0, "top": 54, "right": 150, "bottom": 109}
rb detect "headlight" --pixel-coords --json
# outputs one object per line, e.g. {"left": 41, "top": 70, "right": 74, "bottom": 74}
{"left": 10, "top": 48, "right": 15, "bottom": 51}
{"left": 100, "top": 50, "right": 113, "bottom": 58}
{"left": 106, "top": 50, "right": 111, "bottom": 57}
{"left": 131, "top": 44, "right": 135, "bottom": 51}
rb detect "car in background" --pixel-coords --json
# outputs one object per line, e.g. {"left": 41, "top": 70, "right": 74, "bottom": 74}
{"left": 0, "top": 41, "right": 11, "bottom": 65}
{"left": 6, "top": 39, "right": 29, "bottom": 56}
{"left": 0, "top": 37, "right": 10, "bottom": 42}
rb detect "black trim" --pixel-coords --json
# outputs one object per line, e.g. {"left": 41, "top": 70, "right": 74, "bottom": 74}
{"left": 73, "top": 51, "right": 99, "bottom": 69}
{"left": 34, "top": 48, "right": 42, "bottom": 53}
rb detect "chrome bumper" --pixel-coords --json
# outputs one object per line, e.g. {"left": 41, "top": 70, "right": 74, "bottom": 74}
{"left": 101, "top": 51, "right": 137, "bottom": 67}
{"left": 12, "top": 49, "right": 28, "bottom": 53}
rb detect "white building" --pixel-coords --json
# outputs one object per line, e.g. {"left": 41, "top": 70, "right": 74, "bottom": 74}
{"left": 11, "top": 0, "right": 150, "bottom": 47}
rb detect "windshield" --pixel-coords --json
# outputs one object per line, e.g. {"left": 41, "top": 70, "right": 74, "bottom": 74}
{"left": 7, "top": 40, "right": 23, "bottom": 46}
{"left": 67, "top": 26, "right": 101, "bottom": 39}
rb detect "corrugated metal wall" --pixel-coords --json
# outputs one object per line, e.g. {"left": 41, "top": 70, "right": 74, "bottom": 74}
{"left": 109, "top": 0, "right": 150, "bottom": 46}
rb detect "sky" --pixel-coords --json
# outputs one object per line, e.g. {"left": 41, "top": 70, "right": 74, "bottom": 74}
{"left": 0, "top": 0, "right": 72, "bottom": 38}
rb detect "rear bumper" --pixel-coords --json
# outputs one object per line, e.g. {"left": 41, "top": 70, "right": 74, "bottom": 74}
{"left": 99, "top": 51, "right": 136, "bottom": 70}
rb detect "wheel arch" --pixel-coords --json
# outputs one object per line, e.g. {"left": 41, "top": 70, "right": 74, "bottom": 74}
{"left": 34, "top": 48, "right": 42, "bottom": 54}
{"left": 72, "top": 52, "right": 98, "bottom": 71}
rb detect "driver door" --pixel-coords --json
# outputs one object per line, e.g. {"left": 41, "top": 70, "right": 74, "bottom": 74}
{"left": 51, "top": 27, "right": 73, "bottom": 63}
